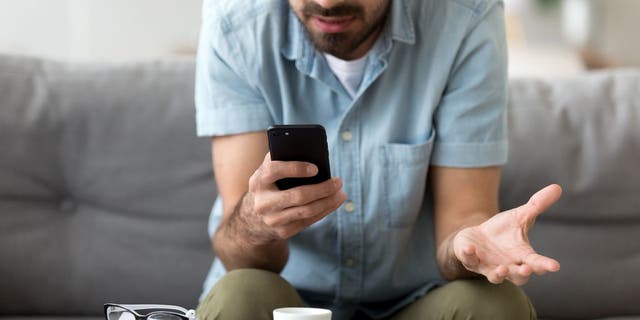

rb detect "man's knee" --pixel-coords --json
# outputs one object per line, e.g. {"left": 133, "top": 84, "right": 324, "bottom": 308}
{"left": 442, "top": 280, "right": 536, "bottom": 320}
{"left": 197, "top": 269, "right": 304, "bottom": 320}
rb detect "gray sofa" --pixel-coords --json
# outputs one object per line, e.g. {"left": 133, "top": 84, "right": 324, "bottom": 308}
{"left": 0, "top": 54, "right": 638, "bottom": 320}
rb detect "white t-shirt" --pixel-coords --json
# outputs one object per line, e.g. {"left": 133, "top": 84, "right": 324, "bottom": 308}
{"left": 324, "top": 53, "right": 368, "bottom": 98}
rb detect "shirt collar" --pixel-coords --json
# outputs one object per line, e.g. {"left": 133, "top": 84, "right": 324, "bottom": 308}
{"left": 281, "top": 0, "right": 416, "bottom": 62}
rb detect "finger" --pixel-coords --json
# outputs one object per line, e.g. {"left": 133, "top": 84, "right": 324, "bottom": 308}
{"left": 248, "top": 153, "right": 275, "bottom": 192}
{"left": 264, "top": 189, "right": 346, "bottom": 228}
{"left": 507, "top": 274, "right": 530, "bottom": 286}
{"left": 517, "top": 184, "right": 563, "bottom": 221}
{"left": 506, "top": 264, "right": 528, "bottom": 278}
{"left": 278, "top": 178, "right": 343, "bottom": 208}
{"left": 496, "top": 265, "right": 509, "bottom": 278}
{"left": 503, "top": 264, "right": 532, "bottom": 286}
{"left": 458, "top": 246, "right": 480, "bottom": 269}
{"left": 273, "top": 191, "right": 346, "bottom": 239}
{"left": 299, "top": 190, "right": 347, "bottom": 226}
{"left": 518, "top": 264, "right": 533, "bottom": 277}
{"left": 486, "top": 267, "right": 507, "bottom": 284}
{"left": 524, "top": 253, "right": 561, "bottom": 275}
{"left": 260, "top": 159, "right": 319, "bottom": 185}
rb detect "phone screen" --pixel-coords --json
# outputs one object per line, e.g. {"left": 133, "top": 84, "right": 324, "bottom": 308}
{"left": 267, "top": 124, "right": 331, "bottom": 190}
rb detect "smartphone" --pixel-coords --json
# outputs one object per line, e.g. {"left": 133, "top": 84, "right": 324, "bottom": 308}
{"left": 267, "top": 124, "right": 331, "bottom": 190}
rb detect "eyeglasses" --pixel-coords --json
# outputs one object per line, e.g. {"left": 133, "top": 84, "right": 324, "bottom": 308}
{"left": 104, "top": 303, "right": 197, "bottom": 320}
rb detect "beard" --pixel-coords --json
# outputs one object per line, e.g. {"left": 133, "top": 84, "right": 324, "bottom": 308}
{"left": 297, "top": 1, "right": 390, "bottom": 59}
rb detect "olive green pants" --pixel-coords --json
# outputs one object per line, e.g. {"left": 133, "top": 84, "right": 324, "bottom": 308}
{"left": 197, "top": 269, "right": 536, "bottom": 320}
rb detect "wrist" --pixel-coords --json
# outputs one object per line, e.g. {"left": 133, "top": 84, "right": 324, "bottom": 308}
{"left": 437, "top": 228, "right": 478, "bottom": 280}
{"left": 214, "top": 193, "right": 289, "bottom": 272}
{"left": 229, "top": 192, "right": 279, "bottom": 246}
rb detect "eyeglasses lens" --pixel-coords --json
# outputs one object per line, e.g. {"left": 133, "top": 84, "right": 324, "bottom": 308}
{"left": 106, "top": 306, "right": 136, "bottom": 320}
{"left": 148, "top": 313, "right": 183, "bottom": 320}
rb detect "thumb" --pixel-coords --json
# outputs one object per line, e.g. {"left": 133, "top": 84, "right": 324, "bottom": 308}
{"left": 519, "top": 184, "right": 563, "bottom": 222}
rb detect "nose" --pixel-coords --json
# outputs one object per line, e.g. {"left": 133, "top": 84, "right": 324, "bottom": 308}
{"left": 313, "top": 0, "right": 344, "bottom": 8}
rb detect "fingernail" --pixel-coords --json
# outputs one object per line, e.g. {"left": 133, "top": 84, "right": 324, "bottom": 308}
{"left": 307, "top": 165, "right": 317, "bottom": 174}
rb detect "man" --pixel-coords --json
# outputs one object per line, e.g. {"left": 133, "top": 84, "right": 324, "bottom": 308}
{"left": 194, "top": 0, "right": 562, "bottom": 319}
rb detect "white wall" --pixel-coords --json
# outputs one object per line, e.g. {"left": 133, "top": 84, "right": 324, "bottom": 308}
{"left": 0, "top": 0, "right": 72, "bottom": 59}
{"left": 0, "top": 0, "right": 202, "bottom": 62}
{"left": 597, "top": 0, "right": 640, "bottom": 66}
{"left": 504, "top": 0, "right": 640, "bottom": 70}
{"left": 1, "top": 0, "right": 638, "bottom": 66}
{"left": 564, "top": 0, "right": 640, "bottom": 67}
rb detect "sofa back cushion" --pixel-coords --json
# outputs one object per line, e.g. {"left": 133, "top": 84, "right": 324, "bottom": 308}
{"left": 2, "top": 54, "right": 640, "bottom": 320}
{"left": 0, "top": 55, "right": 215, "bottom": 316}
{"left": 503, "top": 70, "right": 640, "bottom": 319}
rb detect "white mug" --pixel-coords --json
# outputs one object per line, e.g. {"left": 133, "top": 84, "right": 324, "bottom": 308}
{"left": 273, "top": 307, "right": 332, "bottom": 320}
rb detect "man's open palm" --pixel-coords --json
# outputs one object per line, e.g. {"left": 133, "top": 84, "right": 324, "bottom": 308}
{"left": 453, "top": 184, "right": 563, "bottom": 286}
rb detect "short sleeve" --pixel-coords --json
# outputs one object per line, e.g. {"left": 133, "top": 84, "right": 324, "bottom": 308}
{"left": 431, "top": 2, "right": 508, "bottom": 167}
{"left": 194, "top": 9, "right": 274, "bottom": 137}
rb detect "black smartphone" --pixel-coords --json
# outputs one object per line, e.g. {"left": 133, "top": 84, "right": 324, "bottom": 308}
{"left": 267, "top": 124, "right": 331, "bottom": 190}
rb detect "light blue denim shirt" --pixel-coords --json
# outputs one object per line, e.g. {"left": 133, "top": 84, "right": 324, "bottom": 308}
{"left": 195, "top": 0, "right": 508, "bottom": 318}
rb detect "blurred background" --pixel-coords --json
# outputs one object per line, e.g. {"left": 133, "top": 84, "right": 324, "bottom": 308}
{"left": 0, "top": 0, "right": 638, "bottom": 77}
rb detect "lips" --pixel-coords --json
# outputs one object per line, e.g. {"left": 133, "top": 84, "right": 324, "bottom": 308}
{"left": 311, "top": 15, "right": 355, "bottom": 33}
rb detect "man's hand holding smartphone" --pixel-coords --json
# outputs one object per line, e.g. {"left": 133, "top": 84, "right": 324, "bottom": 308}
{"left": 238, "top": 153, "right": 346, "bottom": 244}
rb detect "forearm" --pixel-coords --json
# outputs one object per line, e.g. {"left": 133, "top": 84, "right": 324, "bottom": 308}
{"left": 213, "top": 193, "right": 289, "bottom": 273}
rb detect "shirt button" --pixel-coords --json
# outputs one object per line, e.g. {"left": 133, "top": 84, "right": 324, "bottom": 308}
{"left": 344, "top": 201, "right": 355, "bottom": 213}
{"left": 345, "top": 258, "right": 357, "bottom": 267}
{"left": 341, "top": 131, "right": 353, "bottom": 142}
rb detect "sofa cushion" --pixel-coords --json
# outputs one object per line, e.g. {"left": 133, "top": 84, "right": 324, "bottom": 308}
{"left": 2, "top": 55, "right": 640, "bottom": 320}
{"left": 503, "top": 70, "right": 640, "bottom": 319}
{"left": 0, "top": 55, "right": 215, "bottom": 316}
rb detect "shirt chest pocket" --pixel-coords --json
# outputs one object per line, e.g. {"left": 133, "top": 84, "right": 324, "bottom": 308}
{"left": 379, "top": 131, "right": 435, "bottom": 228}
